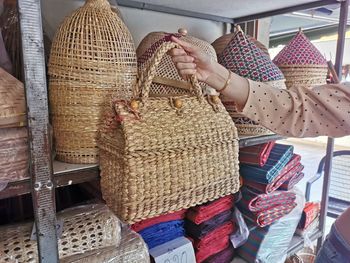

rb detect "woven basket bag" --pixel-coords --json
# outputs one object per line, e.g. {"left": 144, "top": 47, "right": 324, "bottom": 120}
{"left": 273, "top": 29, "right": 327, "bottom": 89}
{"left": 48, "top": 0, "right": 137, "bottom": 164}
{"left": 0, "top": 204, "right": 121, "bottom": 263}
{"left": 137, "top": 28, "right": 218, "bottom": 97}
{"left": 212, "top": 27, "right": 286, "bottom": 136}
{"left": 99, "top": 42, "right": 240, "bottom": 223}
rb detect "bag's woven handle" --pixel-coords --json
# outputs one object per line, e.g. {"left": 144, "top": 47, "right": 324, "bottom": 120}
{"left": 139, "top": 41, "right": 203, "bottom": 101}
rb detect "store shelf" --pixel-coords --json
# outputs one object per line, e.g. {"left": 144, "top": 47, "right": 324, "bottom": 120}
{"left": 287, "top": 228, "right": 323, "bottom": 255}
{"left": 239, "top": 134, "right": 284, "bottom": 148}
{"left": 0, "top": 161, "right": 99, "bottom": 200}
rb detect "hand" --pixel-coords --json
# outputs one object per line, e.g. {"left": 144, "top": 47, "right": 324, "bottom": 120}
{"left": 168, "top": 36, "right": 216, "bottom": 82}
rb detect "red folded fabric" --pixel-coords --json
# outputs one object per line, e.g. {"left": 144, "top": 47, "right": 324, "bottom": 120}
{"left": 193, "top": 221, "right": 235, "bottom": 249}
{"left": 203, "top": 243, "right": 235, "bottom": 263}
{"left": 239, "top": 141, "right": 276, "bottom": 167}
{"left": 131, "top": 209, "right": 186, "bottom": 232}
{"left": 279, "top": 172, "right": 304, "bottom": 191}
{"left": 244, "top": 154, "right": 302, "bottom": 194}
{"left": 298, "top": 202, "right": 320, "bottom": 230}
{"left": 195, "top": 235, "right": 230, "bottom": 263}
{"left": 187, "top": 195, "right": 234, "bottom": 225}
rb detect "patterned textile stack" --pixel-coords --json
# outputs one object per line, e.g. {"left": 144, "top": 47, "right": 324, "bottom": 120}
{"left": 212, "top": 26, "right": 286, "bottom": 136}
{"left": 296, "top": 202, "right": 320, "bottom": 236}
{"left": 273, "top": 29, "right": 328, "bottom": 89}
{"left": 237, "top": 143, "right": 305, "bottom": 227}
{"left": 131, "top": 210, "right": 187, "bottom": 249}
{"left": 237, "top": 189, "right": 305, "bottom": 263}
{"left": 185, "top": 195, "right": 236, "bottom": 263}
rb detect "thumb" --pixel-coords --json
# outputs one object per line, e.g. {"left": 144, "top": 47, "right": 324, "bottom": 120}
{"left": 171, "top": 36, "right": 195, "bottom": 53}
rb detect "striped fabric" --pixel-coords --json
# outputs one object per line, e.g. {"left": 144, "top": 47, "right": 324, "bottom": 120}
{"left": 237, "top": 187, "right": 297, "bottom": 227}
{"left": 237, "top": 191, "right": 304, "bottom": 263}
{"left": 240, "top": 144, "right": 294, "bottom": 184}
{"left": 279, "top": 172, "right": 304, "bottom": 191}
{"left": 244, "top": 154, "right": 303, "bottom": 194}
{"left": 239, "top": 141, "right": 276, "bottom": 167}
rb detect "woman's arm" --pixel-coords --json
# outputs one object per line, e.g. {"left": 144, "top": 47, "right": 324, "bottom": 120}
{"left": 169, "top": 36, "right": 350, "bottom": 138}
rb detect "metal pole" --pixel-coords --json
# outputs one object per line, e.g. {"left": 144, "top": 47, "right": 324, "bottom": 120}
{"left": 317, "top": 0, "right": 348, "bottom": 252}
{"left": 17, "top": 0, "right": 59, "bottom": 262}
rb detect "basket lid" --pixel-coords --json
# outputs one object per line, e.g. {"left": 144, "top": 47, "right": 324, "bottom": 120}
{"left": 212, "top": 28, "right": 284, "bottom": 82}
{"left": 0, "top": 68, "right": 26, "bottom": 128}
{"left": 136, "top": 29, "right": 218, "bottom": 96}
{"left": 273, "top": 29, "right": 327, "bottom": 67}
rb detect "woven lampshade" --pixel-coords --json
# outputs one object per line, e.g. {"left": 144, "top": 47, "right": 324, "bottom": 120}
{"left": 48, "top": 0, "right": 137, "bottom": 164}
{"left": 137, "top": 28, "right": 218, "bottom": 97}
{"left": 212, "top": 27, "right": 286, "bottom": 136}
{"left": 0, "top": 67, "right": 26, "bottom": 128}
{"left": 273, "top": 29, "right": 327, "bottom": 89}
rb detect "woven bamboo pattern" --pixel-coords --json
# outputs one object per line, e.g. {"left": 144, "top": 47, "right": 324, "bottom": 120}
{"left": 0, "top": 127, "right": 28, "bottom": 186}
{"left": 0, "top": 204, "right": 121, "bottom": 263}
{"left": 48, "top": 0, "right": 137, "bottom": 164}
{"left": 273, "top": 30, "right": 327, "bottom": 89}
{"left": 137, "top": 29, "right": 218, "bottom": 97}
{"left": 99, "top": 42, "right": 240, "bottom": 223}
{"left": 0, "top": 1, "right": 22, "bottom": 81}
{"left": 212, "top": 28, "right": 286, "bottom": 136}
{"left": 0, "top": 68, "right": 26, "bottom": 128}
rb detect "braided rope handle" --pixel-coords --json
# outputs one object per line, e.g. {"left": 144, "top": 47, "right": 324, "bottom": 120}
{"left": 138, "top": 41, "right": 203, "bottom": 101}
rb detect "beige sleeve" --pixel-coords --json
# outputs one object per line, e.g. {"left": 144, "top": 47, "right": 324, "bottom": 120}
{"left": 239, "top": 80, "right": 350, "bottom": 138}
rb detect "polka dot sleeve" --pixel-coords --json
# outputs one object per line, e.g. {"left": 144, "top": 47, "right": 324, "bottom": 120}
{"left": 240, "top": 80, "right": 350, "bottom": 138}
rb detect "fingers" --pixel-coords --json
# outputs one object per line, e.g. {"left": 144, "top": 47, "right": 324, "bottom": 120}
{"left": 178, "top": 69, "right": 197, "bottom": 78}
{"left": 172, "top": 55, "right": 194, "bottom": 63}
{"left": 171, "top": 36, "right": 195, "bottom": 53}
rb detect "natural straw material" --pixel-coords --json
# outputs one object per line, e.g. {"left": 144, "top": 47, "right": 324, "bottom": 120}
{"left": 0, "top": 68, "right": 26, "bottom": 128}
{"left": 49, "top": 0, "right": 137, "bottom": 164}
{"left": 0, "top": 204, "right": 121, "bottom": 263}
{"left": 273, "top": 30, "right": 327, "bottom": 89}
{"left": 137, "top": 29, "right": 218, "bottom": 97}
{"left": 99, "top": 42, "right": 240, "bottom": 223}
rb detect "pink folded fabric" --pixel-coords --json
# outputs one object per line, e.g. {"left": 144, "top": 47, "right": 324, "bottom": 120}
{"left": 279, "top": 172, "right": 304, "bottom": 191}
{"left": 131, "top": 209, "right": 186, "bottom": 232}
{"left": 244, "top": 154, "right": 302, "bottom": 194}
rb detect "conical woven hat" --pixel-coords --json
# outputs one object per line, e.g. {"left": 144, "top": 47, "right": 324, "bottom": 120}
{"left": 273, "top": 30, "right": 327, "bottom": 67}
{"left": 0, "top": 68, "right": 26, "bottom": 128}
{"left": 137, "top": 29, "right": 218, "bottom": 96}
{"left": 212, "top": 28, "right": 285, "bottom": 83}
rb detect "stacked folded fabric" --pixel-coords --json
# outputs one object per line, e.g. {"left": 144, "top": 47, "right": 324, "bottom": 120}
{"left": 185, "top": 195, "right": 235, "bottom": 263}
{"left": 238, "top": 143, "right": 305, "bottom": 227}
{"left": 131, "top": 209, "right": 186, "bottom": 249}
{"left": 237, "top": 189, "right": 305, "bottom": 263}
{"left": 296, "top": 202, "right": 320, "bottom": 235}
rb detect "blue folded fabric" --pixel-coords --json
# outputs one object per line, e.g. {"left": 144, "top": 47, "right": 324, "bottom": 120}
{"left": 139, "top": 220, "right": 185, "bottom": 249}
{"left": 240, "top": 144, "right": 294, "bottom": 184}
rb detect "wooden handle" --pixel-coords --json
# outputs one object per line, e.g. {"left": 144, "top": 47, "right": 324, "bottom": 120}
{"left": 327, "top": 61, "right": 340, "bottom": 84}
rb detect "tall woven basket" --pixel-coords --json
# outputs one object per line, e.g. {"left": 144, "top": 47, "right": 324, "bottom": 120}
{"left": 212, "top": 27, "right": 286, "bottom": 136}
{"left": 137, "top": 28, "right": 219, "bottom": 97}
{"left": 48, "top": 0, "right": 137, "bottom": 164}
{"left": 273, "top": 29, "right": 327, "bottom": 89}
{"left": 99, "top": 42, "right": 240, "bottom": 224}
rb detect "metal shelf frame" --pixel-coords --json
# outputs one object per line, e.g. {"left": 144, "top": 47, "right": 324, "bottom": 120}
{"left": 15, "top": 0, "right": 348, "bottom": 262}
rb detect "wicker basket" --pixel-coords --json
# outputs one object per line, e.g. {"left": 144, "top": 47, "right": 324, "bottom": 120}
{"left": 0, "top": 204, "right": 121, "bottom": 263}
{"left": 0, "top": 127, "right": 28, "bottom": 187}
{"left": 48, "top": 0, "right": 137, "bottom": 164}
{"left": 212, "top": 27, "right": 286, "bottom": 136}
{"left": 99, "top": 42, "right": 240, "bottom": 223}
{"left": 137, "top": 28, "right": 219, "bottom": 97}
{"left": 273, "top": 30, "right": 327, "bottom": 89}
{"left": 0, "top": 68, "right": 26, "bottom": 128}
